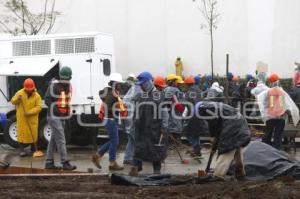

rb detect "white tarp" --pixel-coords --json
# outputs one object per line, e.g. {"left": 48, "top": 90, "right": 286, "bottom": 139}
{"left": 0, "top": 58, "right": 58, "bottom": 76}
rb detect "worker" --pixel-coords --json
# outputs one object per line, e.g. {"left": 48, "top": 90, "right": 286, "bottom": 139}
{"left": 290, "top": 65, "right": 300, "bottom": 109}
{"left": 121, "top": 73, "right": 137, "bottom": 96}
{"left": 175, "top": 76, "right": 186, "bottom": 92}
{"left": 123, "top": 74, "right": 142, "bottom": 165}
{"left": 194, "top": 75, "right": 202, "bottom": 88}
{"left": 257, "top": 74, "right": 299, "bottom": 150}
{"left": 229, "top": 75, "right": 242, "bottom": 108}
{"left": 92, "top": 73, "right": 125, "bottom": 171}
{"left": 129, "top": 71, "right": 168, "bottom": 176}
{"left": 205, "top": 82, "right": 224, "bottom": 102}
{"left": 244, "top": 74, "right": 256, "bottom": 99}
{"left": 196, "top": 101, "right": 251, "bottom": 179}
{"left": 175, "top": 57, "right": 183, "bottom": 77}
{"left": 203, "top": 75, "right": 213, "bottom": 92}
{"left": 153, "top": 76, "right": 167, "bottom": 91}
{"left": 44, "top": 66, "right": 76, "bottom": 170}
{"left": 11, "top": 78, "right": 42, "bottom": 157}
{"left": 184, "top": 76, "right": 203, "bottom": 157}
{"left": 251, "top": 72, "right": 269, "bottom": 98}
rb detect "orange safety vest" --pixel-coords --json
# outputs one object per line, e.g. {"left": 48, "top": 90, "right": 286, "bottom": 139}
{"left": 56, "top": 85, "right": 72, "bottom": 115}
{"left": 268, "top": 87, "right": 285, "bottom": 117}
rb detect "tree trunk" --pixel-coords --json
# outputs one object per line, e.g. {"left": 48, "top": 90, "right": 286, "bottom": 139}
{"left": 210, "top": 27, "right": 214, "bottom": 79}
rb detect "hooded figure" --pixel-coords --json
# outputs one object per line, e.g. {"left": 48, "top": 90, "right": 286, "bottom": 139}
{"left": 257, "top": 74, "right": 299, "bottom": 149}
{"left": 129, "top": 72, "right": 168, "bottom": 176}
{"left": 251, "top": 72, "right": 269, "bottom": 98}
{"left": 205, "top": 82, "right": 224, "bottom": 101}
{"left": 290, "top": 65, "right": 300, "bottom": 108}
{"left": 196, "top": 101, "right": 251, "bottom": 178}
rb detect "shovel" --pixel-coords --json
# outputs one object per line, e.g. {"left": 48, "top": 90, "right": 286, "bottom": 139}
{"left": 155, "top": 133, "right": 165, "bottom": 147}
{"left": 20, "top": 101, "right": 44, "bottom": 158}
{"left": 198, "top": 149, "right": 216, "bottom": 177}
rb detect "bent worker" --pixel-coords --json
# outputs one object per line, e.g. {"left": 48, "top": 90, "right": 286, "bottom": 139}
{"left": 129, "top": 71, "right": 168, "bottom": 176}
{"left": 44, "top": 66, "right": 76, "bottom": 170}
{"left": 196, "top": 101, "right": 251, "bottom": 179}
{"left": 11, "top": 78, "right": 42, "bottom": 157}
{"left": 92, "top": 73, "right": 125, "bottom": 171}
{"left": 257, "top": 74, "right": 300, "bottom": 150}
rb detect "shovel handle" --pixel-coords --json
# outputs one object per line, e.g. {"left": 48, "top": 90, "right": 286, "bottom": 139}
{"left": 158, "top": 133, "right": 164, "bottom": 145}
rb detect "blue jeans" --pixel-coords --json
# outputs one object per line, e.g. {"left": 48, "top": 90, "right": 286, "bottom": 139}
{"left": 124, "top": 133, "right": 134, "bottom": 161}
{"left": 133, "top": 159, "right": 162, "bottom": 173}
{"left": 187, "top": 134, "right": 200, "bottom": 148}
{"left": 97, "top": 119, "right": 119, "bottom": 161}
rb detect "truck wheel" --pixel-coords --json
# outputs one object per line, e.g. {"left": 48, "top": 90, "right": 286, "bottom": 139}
{"left": 3, "top": 115, "right": 20, "bottom": 148}
{"left": 38, "top": 118, "right": 52, "bottom": 149}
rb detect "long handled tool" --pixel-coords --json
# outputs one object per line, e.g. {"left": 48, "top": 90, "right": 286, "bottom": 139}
{"left": 155, "top": 133, "right": 164, "bottom": 147}
{"left": 20, "top": 101, "right": 44, "bottom": 158}
{"left": 169, "top": 135, "right": 190, "bottom": 164}
{"left": 205, "top": 149, "right": 216, "bottom": 173}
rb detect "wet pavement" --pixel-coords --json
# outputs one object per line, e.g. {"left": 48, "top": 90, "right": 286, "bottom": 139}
{"left": 0, "top": 142, "right": 299, "bottom": 175}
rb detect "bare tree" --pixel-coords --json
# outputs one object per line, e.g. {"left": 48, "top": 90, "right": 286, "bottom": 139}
{"left": 0, "top": 0, "right": 61, "bottom": 35}
{"left": 193, "top": 0, "right": 220, "bottom": 78}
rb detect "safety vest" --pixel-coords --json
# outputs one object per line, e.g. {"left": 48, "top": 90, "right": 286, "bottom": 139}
{"left": 56, "top": 85, "right": 72, "bottom": 115}
{"left": 268, "top": 87, "right": 285, "bottom": 117}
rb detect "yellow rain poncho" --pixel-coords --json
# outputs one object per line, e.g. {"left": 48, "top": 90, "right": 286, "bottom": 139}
{"left": 11, "top": 89, "right": 42, "bottom": 144}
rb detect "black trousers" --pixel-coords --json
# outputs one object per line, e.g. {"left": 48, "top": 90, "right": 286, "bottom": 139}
{"left": 262, "top": 119, "right": 285, "bottom": 150}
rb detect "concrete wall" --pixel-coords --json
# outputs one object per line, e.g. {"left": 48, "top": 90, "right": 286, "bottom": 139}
{"left": 1, "top": 0, "right": 300, "bottom": 78}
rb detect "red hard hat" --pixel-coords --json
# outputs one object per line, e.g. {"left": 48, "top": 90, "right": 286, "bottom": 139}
{"left": 268, "top": 74, "right": 280, "bottom": 83}
{"left": 23, "top": 78, "right": 36, "bottom": 91}
{"left": 154, "top": 76, "right": 167, "bottom": 88}
{"left": 184, "top": 76, "right": 196, "bottom": 84}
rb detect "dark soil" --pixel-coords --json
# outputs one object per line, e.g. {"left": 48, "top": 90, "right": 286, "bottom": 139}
{"left": 0, "top": 176, "right": 299, "bottom": 199}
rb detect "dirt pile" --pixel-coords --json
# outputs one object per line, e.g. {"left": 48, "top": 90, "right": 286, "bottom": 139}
{"left": 0, "top": 176, "right": 299, "bottom": 198}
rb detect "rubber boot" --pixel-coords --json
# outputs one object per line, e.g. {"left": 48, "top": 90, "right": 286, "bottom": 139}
{"left": 19, "top": 143, "right": 27, "bottom": 157}
{"left": 45, "top": 160, "right": 62, "bottom": 170}
{"left": 62, "top": 161, "right": 77, "bottom": 171}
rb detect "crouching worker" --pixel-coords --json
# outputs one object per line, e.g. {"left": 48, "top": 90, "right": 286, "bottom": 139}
{"left": 44, "top": 66, "right": 76, "bottom": 170}
{"left": 11, "top": 79, "right": 42, "bottom": 157}
{"left": 196, "top": 101, "right": 251, "bottom": 179}
{"left": 92, "top": 73, "right": 125, "bottom": 171}
{"left": 129, "top": 72, "right": 168, "bottom": 176}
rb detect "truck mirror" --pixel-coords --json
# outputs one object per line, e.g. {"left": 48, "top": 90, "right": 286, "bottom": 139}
{"left": 102, "top": 59, "right": 111, "bottom": 76}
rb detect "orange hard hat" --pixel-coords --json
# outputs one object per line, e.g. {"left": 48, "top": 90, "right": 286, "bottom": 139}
{"left": 184, "top": 76, "right": 195, "bottom": 84}
{"left": 23, "top": 78, "right": 36, "bottom": 91}
{"left": 154, "top": 76, "right": 167, "bottom": 88}
{"left": 268, "top": 73, "right": 280, "bottom": 83}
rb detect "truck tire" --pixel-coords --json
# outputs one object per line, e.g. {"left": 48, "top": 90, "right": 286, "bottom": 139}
{"left": 38, "top": 117, "right": 52, "bottom": 149}
{"left": 3, "top": 115, "right": 20, "bottom": 148}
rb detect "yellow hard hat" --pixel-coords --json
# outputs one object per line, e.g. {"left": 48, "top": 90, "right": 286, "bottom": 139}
{"left": 175, "top": 76, "right": 184, "bottom": 84}
{"left": 166, "top": 74, "right": 177, "bottom": 81}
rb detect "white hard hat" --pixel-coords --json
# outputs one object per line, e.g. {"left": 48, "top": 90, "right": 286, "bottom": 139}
{"left": 109, "top": 73, "right": 125, "bottom": 83}
{"left": 128, "top": 73, "right": 136, "bottom": 79}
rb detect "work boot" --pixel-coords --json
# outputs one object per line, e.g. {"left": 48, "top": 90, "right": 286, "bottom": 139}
{"left": 45, "top": 161, "right": 62, "bottom": 170}
{"left": 129, "top": 166, "right": 139, "bottom": 177}
{"left": 91, "top": 154, "right": 102, "bottom": 169}
{"left": 153, "top": 170, "right": 161, "bottom": 175}
{"left": 109, "top": 161, "right": 124, "bottom": 171}
{"left": 193, "top": 145, "right": 202, "bottom": 157}
{"left": 19, "top": 143, "right": 27, "bottom": 157}
{"left": 123, "top": 160, "right": 134, "bottom": 166}
{"left": 62, "top": 161, "right": 77, "bottom": 171}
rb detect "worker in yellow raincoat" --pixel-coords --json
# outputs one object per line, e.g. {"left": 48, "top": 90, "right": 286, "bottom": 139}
{"left": 11, "top": 78, "right": 42, "bottom": 157}
{"left": 175, "top": 57, "right": 183, "bottom": 77}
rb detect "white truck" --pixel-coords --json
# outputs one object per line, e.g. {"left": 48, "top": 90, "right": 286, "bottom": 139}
{"left": 0, "top": 32, "right": 115, "bottom": 148}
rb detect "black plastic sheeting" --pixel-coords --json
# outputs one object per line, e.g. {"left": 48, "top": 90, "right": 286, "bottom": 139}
{"left": 229, "top": 141, "right": 300, "bottom": 181}
{"left": 111, "top": 174, "right": 194, "bottom": 186}
{"left": 111, "top": 141, "right": 300, "bottom": 186}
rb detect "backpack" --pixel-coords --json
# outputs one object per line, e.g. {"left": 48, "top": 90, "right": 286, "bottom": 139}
{"left": 267, "top": 87, "right": 285, "bottom": 117}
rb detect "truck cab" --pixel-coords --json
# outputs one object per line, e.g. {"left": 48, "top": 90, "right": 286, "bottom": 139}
{"left": 0, "top": 32, "right": 115, "bottom": 148}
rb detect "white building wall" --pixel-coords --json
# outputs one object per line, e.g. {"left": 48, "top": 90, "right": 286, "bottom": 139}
{"left": 1, "top": 0, "right": 300, "bottom": 78}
